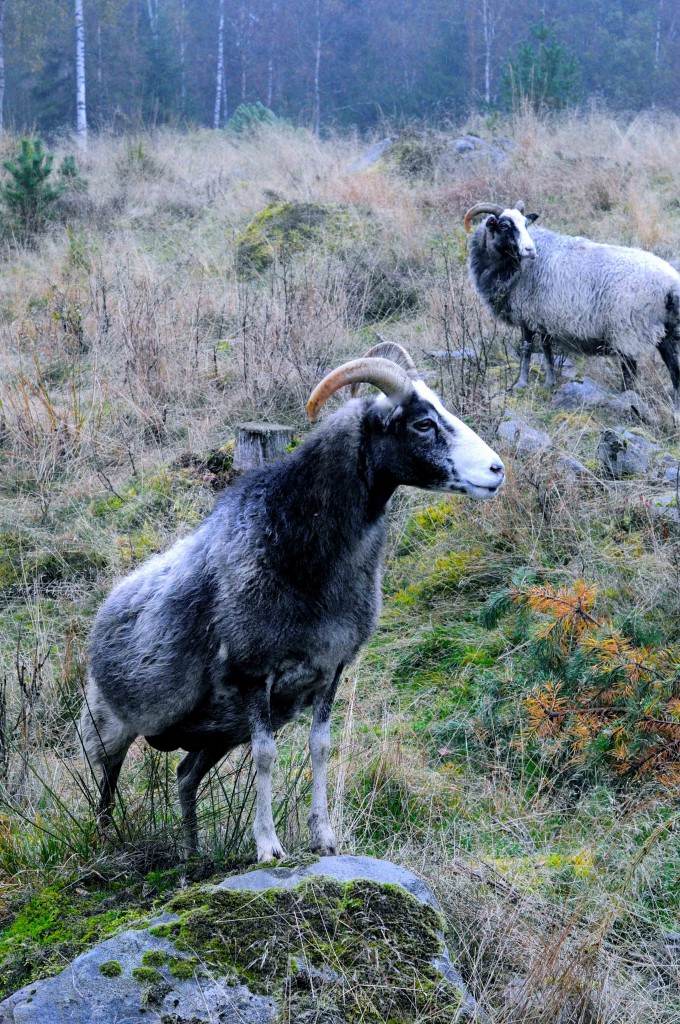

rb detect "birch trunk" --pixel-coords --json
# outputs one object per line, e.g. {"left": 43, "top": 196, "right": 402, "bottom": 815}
{"left": 481, "top": 0, "right": 493, "bottom": 105}
{"left": 214, "top": 0, "right": 225, "bottom": 129}
{"left": 0, "top": 0, "right": 5, "bottom": 134}
{"left": 313, "top": 0, "right": 322, "bottom": 135}
{"left": 239, "top": 3, "right": 248, "bottom": 102}
{"left": 75, "top": 0, "right": 88, "bottom": 147}
{"left": 147, "top": 0, "right": 159, "bottom": 43}
{"left": 266, "top": 0, "right": 278, "bottom": 107}
{"left": 179, "top": 0, "right": 187, "bottom": 112}
{"left": 652, "top": 0, "right": 665, "bottom": 108}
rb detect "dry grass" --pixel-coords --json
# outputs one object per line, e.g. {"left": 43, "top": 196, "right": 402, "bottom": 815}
{"left": 0, "top": 109, "right": 678, "bottom": 1021}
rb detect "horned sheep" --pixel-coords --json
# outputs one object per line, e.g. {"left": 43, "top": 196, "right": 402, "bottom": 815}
{"left": 80, "top": 342, "right": 505, "bottom": 863}
{"left": 464, "top": 202, "right": 680, "bottom": 411}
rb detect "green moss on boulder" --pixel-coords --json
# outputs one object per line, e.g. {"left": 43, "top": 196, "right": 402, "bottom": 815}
{"left": 141, "top": 949, "right": 168, "bottom": 967}
{"left": 234, "top": 201, "right": 352, "bottom": 275}
{"left": 165, "top": 875, "right": 462, "bottom": 1022}
{"left": 388, "top": 131, "right": 447, "bottom": 180}
{"left": 131, "top": 966, "right": 163, "bottom": 983}
{"left": 98, "top": 960, "right": 122, "bottom": 978}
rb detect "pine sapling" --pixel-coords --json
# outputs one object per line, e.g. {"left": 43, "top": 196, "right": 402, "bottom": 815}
{"left": 1, "top": 138, "right": 65, "bottom": 238}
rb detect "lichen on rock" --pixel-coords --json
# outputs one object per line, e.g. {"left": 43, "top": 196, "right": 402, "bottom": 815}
{"left": 166, "top": 874, "right": 462, "bottom": 1022}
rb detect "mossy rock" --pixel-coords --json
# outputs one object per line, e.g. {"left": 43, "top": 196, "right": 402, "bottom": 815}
{"left": 0, "top": 856, "right": 472, "bottom": 1023}
{"left": 234, "top": 200, "right": 354, "bottom": 275}
{"left": 387, "top": 131, "right": 448, "bottom": 180}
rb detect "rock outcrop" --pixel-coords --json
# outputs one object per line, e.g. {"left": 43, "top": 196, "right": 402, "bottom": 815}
{"left": 0, "top": 856, "right": 477, "bottom": 1024}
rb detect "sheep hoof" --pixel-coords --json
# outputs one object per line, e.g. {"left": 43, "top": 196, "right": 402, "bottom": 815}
{"left": 312, "top": 842, "right": 339, "bottom": 857}
{"left": 257, "top": 841, "right": 286, "bottom": 863}
{"left": 310, "top": 822, "right": 339, "bottom": 856}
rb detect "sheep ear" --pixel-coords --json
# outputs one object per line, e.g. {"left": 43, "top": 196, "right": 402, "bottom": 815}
{"left": 486, "top": 215, "right": 498, "bottom": 231}
{"left": 526, "top": 213, "right": 539, "bottom": 224}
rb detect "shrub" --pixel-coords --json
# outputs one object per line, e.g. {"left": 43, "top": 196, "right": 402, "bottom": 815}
{"left": 479, "top": 579, "right": 680, "bottom": 787}
{"left": 227, "top": 101, "right": 283, "bottom": 134}
{"left": 1, "top": 138, "right": 65, "bottom": 237}
{"left": 502, "top": 21, "right": 581, "bottom": 112}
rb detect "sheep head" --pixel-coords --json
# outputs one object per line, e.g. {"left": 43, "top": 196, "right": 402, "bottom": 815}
{"left": 306, "top": 348, "right": 505, "bottom": 500}
{"left": 464, "top": 200, "right": 539, "bottom": 261}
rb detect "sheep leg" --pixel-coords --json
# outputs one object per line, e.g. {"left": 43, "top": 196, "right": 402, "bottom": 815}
{"left": 541, "top": 334, "right": 556, "bottom": 387}
{"left": 658, "top": 335, "right": 680, "bottom": 413}
{"left": 308, "top": 665, "right": 343, "bottom": 856}
{"left": 79, "top": 688, "right": 134, "bottom": 828}
{"left": 246, "top": 677, "right": 285, "bottom": 862}
{"left": 95, "top": 749, "right": 131, "bottom": 827}
{"left": 515, "top": 327, "right": 534, "bottom": 388}
{"left": 620, "top": 355, "right": 638, "bottom": 392}
{"left": 177, "top": 744, "right": 230, "bottom": 858}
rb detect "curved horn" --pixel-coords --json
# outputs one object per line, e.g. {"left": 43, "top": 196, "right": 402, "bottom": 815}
{"left": 515, "top": 200, "right": 525, "bottom": 213}
{"left": 349, "top": 340, "right": 419, "bottom": 397}
{"left": 463, "top": 202, "right": 503, "bottom": 234}
{"left": 306, "top": 357, "right": 413, "bottom": 422}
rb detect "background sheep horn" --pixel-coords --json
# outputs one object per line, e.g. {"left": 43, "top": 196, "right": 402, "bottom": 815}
{"left": 349, "top": 339, "right": 419, "bottom": 396}
{"left": 463, "top": 203, "right": 504, "bottom": 233}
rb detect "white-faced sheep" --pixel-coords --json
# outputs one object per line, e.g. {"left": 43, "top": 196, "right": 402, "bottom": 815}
{"left": 465, "top": 202, "right": 680, "bottom": 411}
{"left": 80, "top": 343, "right": 505, "bottom": 863}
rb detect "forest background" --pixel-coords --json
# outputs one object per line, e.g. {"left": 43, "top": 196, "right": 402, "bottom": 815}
{"left": 0, "top": 1, "right": 678, "bottom": 138}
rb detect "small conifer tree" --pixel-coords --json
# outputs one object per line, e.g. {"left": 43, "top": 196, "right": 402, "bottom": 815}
{"left": 1, "top": 138, "right": 65, "bottom": 237}
{"left": 502, "top": 21, "right": 580, "bottom": 112}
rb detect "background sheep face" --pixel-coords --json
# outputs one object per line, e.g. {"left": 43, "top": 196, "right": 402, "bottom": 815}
{"left": 485, "top": 210, "right": 539, "bottom": 264}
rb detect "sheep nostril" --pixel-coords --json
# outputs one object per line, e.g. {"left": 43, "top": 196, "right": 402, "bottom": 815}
{"left": 490, "top": 463, "right": 504, "bottom": 476}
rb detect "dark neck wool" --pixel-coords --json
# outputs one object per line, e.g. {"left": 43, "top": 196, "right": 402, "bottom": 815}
{"left": 220, "top": 409, "right": 390, "bottom": 588}
{"left": 468, "top": 231, "right": 522, "bottom": 322}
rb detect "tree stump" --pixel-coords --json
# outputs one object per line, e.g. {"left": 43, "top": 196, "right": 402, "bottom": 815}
{"left": 233, "top": 422, "right": 294, "bottom": 472}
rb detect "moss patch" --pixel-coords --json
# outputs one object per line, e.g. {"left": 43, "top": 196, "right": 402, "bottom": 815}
{"left": 388, "top": 131, "right": 447, "bottom": 180}
{"left": 166, "top": 875, "right": 461, "bottom": 1023}
{"left": 132, "top": 965, "right": 164, "bottom": 983}
{"left": 169, "top": 955, "right": 198, "bottom": 980}
{"left": 0, "top": 873, "right": 178, "bottom": 1000}
{"left": 234, "top": 201, "right": 352, "bottom": 275}
{"left": 141, "top": 948, "right": 168, "bottom": 967}
{"left": 98, "top": 959, "right": 123, "bottom": 978}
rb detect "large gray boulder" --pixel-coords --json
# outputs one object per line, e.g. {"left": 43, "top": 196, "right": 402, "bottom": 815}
{"left": 653, "top": 453, "right": 680, "bottom": 486}
{"left": 347, "top": 137, "right": 393, "bottom": 173}
{"left": 497, "top": 415, "right": 550, "bottom": 454}
{"left": 598, "top": 429, "right": 659, "bottom": 478}
{"left": 0, "top": 856, "right": 476, "bottom": 1024}
{"left": 552, "top": 377, "right": 650, "bottom": 420}
{"left": 434, "top": 135, "right": 509, "bottom": 180}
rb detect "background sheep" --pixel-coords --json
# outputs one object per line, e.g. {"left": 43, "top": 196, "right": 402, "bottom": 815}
{"left": 465, "top": 201, "right": 680, "bottom": 411}
{"left": 80, "top": 343, "right": 504, "bottom": 863}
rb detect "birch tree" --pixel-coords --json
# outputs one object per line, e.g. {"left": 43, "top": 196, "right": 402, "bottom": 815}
{"left": 480, "top": 0, "right": 506, "bottom": 106}
{"left": 75, "top": 0, "right": 87, "bottom": 146}
{"left": 178, "top": 0, "right": 187, "bottom": 112}
{"left": 147, "top": 0, "right": 160, "bottom": 44}
{"left": 214, "top": 0, "right": 226, "bottom": 128}
{"left": 313, "top": 0, "right": 322, "bottom": 135}
{"left": 0, "top": 0, "right": 5, "bottom": 133}
{"left": 266, "top": 0, "right": 278, "bottom": 108}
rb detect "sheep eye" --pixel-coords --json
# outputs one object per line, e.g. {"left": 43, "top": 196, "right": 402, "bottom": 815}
{"left": 412, "top": 419, "right": 435, "bottom": 433}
